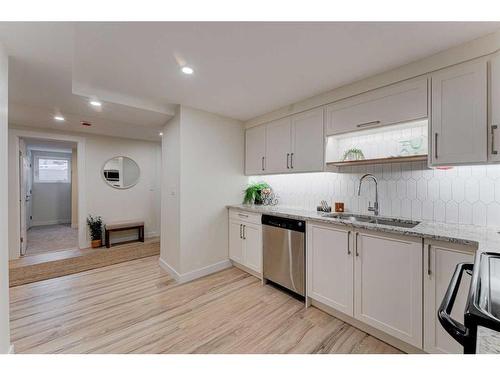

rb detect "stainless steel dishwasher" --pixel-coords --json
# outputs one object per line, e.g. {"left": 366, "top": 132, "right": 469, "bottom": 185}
{"left": 262, "top": 215, "right": 305, "bottom": 296}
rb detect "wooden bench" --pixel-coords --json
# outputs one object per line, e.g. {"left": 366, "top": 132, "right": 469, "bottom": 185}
{"left": 105, "top": 220, "right": 145, "bottom": 248}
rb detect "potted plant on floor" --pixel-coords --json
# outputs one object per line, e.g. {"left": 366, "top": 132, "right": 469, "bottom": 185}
{"left": 87, "top": 215, "right": 103, "bottom": 248}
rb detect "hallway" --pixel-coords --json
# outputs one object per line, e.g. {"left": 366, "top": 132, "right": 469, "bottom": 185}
{"left": 26, "top": 224, "right": 78, "bottom": 256}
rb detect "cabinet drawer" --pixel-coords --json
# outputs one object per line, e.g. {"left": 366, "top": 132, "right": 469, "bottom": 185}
{"left": 229, "top": 209, "right": 262, "bottom": 225}
{"left": 325, "top": 78, "right": 428, "bottom": 135}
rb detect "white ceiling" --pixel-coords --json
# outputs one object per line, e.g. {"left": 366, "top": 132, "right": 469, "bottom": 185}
{"left": 0, "top": 22, "right": 174, "bottom": 141}
{"left": 0, "top": 22, "right": 499, "bottom": 139}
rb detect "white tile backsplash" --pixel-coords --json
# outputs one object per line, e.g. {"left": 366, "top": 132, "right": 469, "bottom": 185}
{"left": 249, "top": 161, "right": 500, "bottom": 228}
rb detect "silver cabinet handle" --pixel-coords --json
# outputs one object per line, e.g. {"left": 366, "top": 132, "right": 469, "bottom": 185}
{"left": 347, "top": 231, "right": 351, "bottom": 255}
{"left": 427, "top": 244, "right": 432, "bottom": 276}
{"left": 261, "top": 156, "right": 265, "bottom": 171}
{"left": 356, "top": 120, "right": 381, "bottom": 128}
{"left": 243, "top": 225, "right": 246, "bottom": 240}
{"left": 492, "top": 125, "right": 498, "bottom": 155}
{"left": 434, "top": 133, "right": 438, "bottom": 159}
{"left": 355, "top": 232, "right": 359, "bottom": 257}
{"left": 286, "top": 153, "right": 290, "bottom": 169}
{"left": 239, "top": 224, "right": 242, "bottom": 239}
{"left": 290, "top": 153, "right": 294, "bottom": 169}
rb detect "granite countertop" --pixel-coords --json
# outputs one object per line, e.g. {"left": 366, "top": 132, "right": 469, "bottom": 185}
{"left": 228, "top": 204, "right": 500, "bottom": 254}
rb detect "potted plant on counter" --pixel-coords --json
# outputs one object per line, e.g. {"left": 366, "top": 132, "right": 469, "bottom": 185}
{"left": 243, "top": 182, "right": 271, "bottom": 205}
{"left": 87, "top": 215, "right": 103, "bottom": 248}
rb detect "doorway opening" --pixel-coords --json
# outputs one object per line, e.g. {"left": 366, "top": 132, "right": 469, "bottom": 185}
{"left": 19, "top": 137, "right": 78, "bottom": 256}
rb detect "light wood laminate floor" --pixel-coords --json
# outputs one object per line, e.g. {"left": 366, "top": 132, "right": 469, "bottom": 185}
{"left": 9, "top": 256, "right": 402, "bottom": 354}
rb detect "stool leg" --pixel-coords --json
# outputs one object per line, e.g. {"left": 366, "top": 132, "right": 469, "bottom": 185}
{"left": 106, "top": 230, "right": 110, "bottom": 248}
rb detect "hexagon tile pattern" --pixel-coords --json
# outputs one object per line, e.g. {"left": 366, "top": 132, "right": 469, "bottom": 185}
{"left": 249, "top": 162, "right": 500, "bottom": 227}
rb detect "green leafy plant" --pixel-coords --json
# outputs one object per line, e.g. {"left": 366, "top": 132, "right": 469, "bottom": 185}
{"left": 342, "top": 148, "right": 365, "bottom": 161}
{"left": 243, "top": 182, "right": 270, "bottom": 205}
{"left": 87, "top": 215, "right": 103, "bottom": 241}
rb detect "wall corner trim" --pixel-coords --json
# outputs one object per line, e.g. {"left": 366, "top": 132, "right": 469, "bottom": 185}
{"left": 158, "top": 258, "right": 232, "bottom": 284}
{"left": 158, "top": 258, "right": 181, "bottom": 281}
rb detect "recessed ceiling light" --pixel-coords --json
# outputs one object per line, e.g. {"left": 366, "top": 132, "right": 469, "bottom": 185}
{"left": 54, "top": 115, "right": 65, "bottom": 121}
{"left": 89, "top": 100, "right": 102, "bottom": 107}
{"left": 181, "top": 66, "right": 194, "bottom": 75}
{"left": 159, "top": 132, "right": 163, "bottom": 136}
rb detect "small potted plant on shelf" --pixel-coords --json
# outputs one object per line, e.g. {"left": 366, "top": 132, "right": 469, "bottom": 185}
{"left": 243, "top": 182, "right": 271, "bottom": 205}
{"left": 87, "top": 215, "right": 103, "bottom": 248}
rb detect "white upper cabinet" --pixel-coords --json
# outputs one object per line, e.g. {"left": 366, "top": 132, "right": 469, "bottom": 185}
{"left": 423, "top": 242, "right": 474, "bottom": 354}
{"left": 430, "top": 60, "right": 487, "bottom": 166}
{"left": 265, "top": 117, "right": 292, "bottom": 174}
{"left": 325, "top": 78, "right": 428, "bottom": 136}
{"left": 307, "top": 223, "right": 354, "bottom": 316}
{"left": 354, "top": 231, "right": 423, "bottom": 348}
{"left": 245, "top": 125, "right": 266, "bottom": 175}
{"left": 245, "top": 107, "right": 325, "bottom": 175}
{"left": 290, "top": 107, "right": 325, "bottom": 172}
{"left": 489, "top": 54, "right": 500, "bottom": 162}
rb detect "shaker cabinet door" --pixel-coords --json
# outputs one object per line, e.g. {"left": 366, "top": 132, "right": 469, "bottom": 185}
{"left": 423, "top": 243, "right": 473, "bottom": 354}
{"left": 229, "top": 220, "right": 244, "bottom": 264}
{"left": 489, "top": 54, "right": 500, "bottom": 162}
{"left": 245, "top": 125, "right": 266, "bottom": 175}
{"left": 265, "top": 117, "right": 292, "bottom": 174}
{"left": 242, "top": 223, "right": 262, "bottom": 274}
{"left": 354, "top": 231, "right": 423, "bottom": 348}
{"left": 291, "top": 107, "right": 325, "bottom": 172}
{"left": 325, "top": 78, "right": 428, "bottom": 135}
{"left": 307, "top": 223, "right": 354, "bottom": 316}
{"left": 431, "top": 60, "right": 487, "bottom": 165}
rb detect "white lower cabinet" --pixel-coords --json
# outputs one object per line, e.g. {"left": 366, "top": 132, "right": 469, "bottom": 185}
{"left": 307, "top": 223, "right": 354, "bottom": 316}
{"left": 307, "top": 224, "right": 423, "bottom": 348}
{"left": 229, "top": 220, "right": 245, "bottom": 264}
{"left": 423, "top": 241, "right": 474, "bottom": 354}
{"left": 242, "top": 223, "right": 262, "bottom": 273}
{"left": 228, "top": 211, "right": 262, "bottom": 275}
{"left": 354, "top": 231, "right": 423, "bottom": 348}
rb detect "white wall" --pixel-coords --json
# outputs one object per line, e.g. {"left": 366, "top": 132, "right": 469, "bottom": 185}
{"left": 160, "top": 112, "right": 181, "bottom": 271}
{"left": 160, "top": 106, "right": 246, "bottom": 280}
{"left": 179, "top": 106, "right": 246, "bottom": 274}
{"left": 0, "top": 42, "right": 11, "bottom": 353}
{"left": 245, "top": 30, "right": 500, "bottom": 128}
{"left": 85, "top": 135, "right": 161, "bottom": 241}
{"left": 30, "top": 150, "right": 72, "bottom": 226}
{"left": 251, "top": 162, "right": 500, "bottom": 227}
{"left": 8, "top": 126, "right": 162, "bottom": 259}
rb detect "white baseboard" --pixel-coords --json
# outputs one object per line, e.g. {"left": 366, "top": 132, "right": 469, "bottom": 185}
{"left": 8, "top": 344, "right": 15, "bottom": 354}
{"left": 31, "top": 219, "right": 71, "bottom": 227}
{"left": 158, "top": 258, "right": 232, "bottom": 284}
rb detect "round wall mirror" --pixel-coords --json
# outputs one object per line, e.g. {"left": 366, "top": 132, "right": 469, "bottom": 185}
{"left": 102, "top": 156, "right": 140, "bottom": 189}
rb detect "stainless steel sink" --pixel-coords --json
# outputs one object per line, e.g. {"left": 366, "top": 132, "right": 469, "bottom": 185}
{"left": 321, "top": 213, "right": 420, "bottom": 228}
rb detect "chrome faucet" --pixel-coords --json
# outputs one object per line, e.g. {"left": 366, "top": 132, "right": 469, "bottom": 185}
{"left": 358, "top": 174, "right": 379, "bottom": 216}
